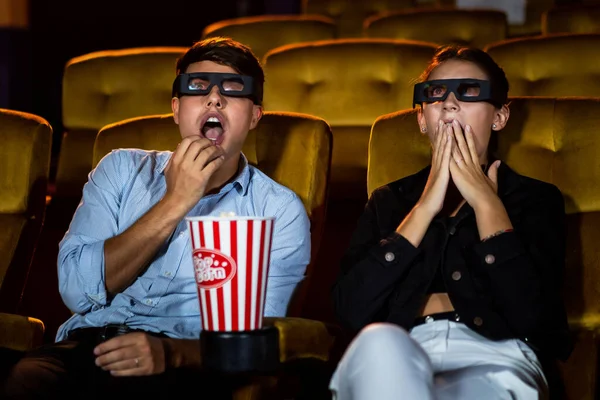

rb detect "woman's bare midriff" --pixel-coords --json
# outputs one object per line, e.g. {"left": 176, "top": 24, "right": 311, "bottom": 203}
{"left": 420, "top": 293, "right": 455, "bottom": 316}
{"left": 418, "top": 200, "right": 464, "bottom": 316}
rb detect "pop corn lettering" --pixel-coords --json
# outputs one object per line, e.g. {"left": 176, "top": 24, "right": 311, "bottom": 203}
{"left": 194, "top": 254, "right": 227, "bottom": 282}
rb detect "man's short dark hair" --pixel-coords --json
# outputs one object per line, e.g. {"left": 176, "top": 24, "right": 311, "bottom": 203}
{"left": 176, "top": 37, "right": 264, "bottom": 105}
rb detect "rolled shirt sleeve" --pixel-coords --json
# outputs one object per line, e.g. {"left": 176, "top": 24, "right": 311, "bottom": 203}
{"left": 58, "top": 150, "right": 127, "bottom": 314}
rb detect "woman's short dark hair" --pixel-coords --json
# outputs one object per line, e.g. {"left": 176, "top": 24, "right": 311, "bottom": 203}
{"left": 419, "top": 45, "right": 509, "bottom": 107}
{"left": 176, "top": 37, "right": 264, "bottom": 104}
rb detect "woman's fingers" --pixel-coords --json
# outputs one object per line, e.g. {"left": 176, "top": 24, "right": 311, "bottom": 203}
{"left": 450, "top": 124, "right": 464, "bottom": 166}
{"left": 442, "top": 129, "right": 453, "bottom": 168}
{"left": 433, "top": 120, "right": 446, "bottom": 165}
{"left": 464, "top": 125, "right": 480, "bottom": 165}
{"left": 452, "top": 120, "right": 473, "bottom": 166}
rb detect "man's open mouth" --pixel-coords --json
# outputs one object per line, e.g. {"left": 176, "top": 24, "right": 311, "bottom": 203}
{"left": 201, "top": 116, "right": 224, "bottom": 142}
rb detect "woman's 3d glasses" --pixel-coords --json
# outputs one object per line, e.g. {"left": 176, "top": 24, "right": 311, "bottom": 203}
{"left": 172, "top": 73, "right": 260, "bottom": 105}
{"left": 413, "top": 79, "right": 505, "bottom": 108}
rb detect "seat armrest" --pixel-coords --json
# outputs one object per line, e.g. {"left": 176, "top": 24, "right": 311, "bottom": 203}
{"left": 263, "top": 317, "right": 344, "bottom": 363}
{"left": 556, "top": 325, "right": 598, "bottom": 400}
{"left": 0, "top": 312, "right": 45, "bottom": 352}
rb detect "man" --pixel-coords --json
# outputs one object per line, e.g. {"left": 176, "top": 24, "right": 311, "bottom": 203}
{"left": 3, "top": 37, "right": 310, "bottom": 398}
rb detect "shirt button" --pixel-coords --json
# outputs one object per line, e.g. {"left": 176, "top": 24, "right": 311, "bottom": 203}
{"left": 473, "top": 317, "right": 483, "bottom": 326}
{"left": 484, "top": 254, "right": 496, "bottom": 264}
{"left": 145, "top": 299, "right": 153, "bottom": 305}
{"left": 179, "top": 232, "right": 185, "bottom": 237}
{"left": 164, "top": 271, "right": 172, "bottom": 277}
{"left": 451, "top": 271, "right": 462, "bottom": 281}
{"left": 384, "top": 252, "right": 395, "bottom": 262}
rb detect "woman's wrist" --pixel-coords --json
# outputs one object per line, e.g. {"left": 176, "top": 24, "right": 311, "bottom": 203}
{"left": 481, "top": 228, "right": 513, "bottom": 242}
{"left": 473, "top": 196, "right": 513, "bottom": 240}
{"left": 471, "top": 192, "right": 503, "bottom": 215}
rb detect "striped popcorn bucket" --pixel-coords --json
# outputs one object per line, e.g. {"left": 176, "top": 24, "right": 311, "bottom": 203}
{"left": 186, "top": 216, "right": 275, "bottom": 332}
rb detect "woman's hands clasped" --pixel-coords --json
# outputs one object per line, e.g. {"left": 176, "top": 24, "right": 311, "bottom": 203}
{"left": 448, "top": 120, "right": 500, "bottom": 211}
{"left": 418, "top": 119, "right": 501, "bottom": 215}
{"left": 418, "top": 120, "right": 454, "bottom": 216}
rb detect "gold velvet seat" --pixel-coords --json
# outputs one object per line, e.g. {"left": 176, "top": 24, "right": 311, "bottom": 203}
{"left": 92, "top": 111, "right": 338, "bottom": 399}
{"left": 262, "top": 38, "right": 438, "bottom": 201}
{"left": 0, "top": 109, "right": 52, "bottom": 351}
{"left": 510, "top": 0, "right": 554, "bottom": 37}
{"left": 542, "top": 4, "right": 600, "bottom": 35}
{"left": 364, "top": 8, "right": 507, "bottom": 49}
{"left": 201, "top": 14, "right": 337, "bottom": 60}
{"left": 368, "top": 97, "right": 600, "bottom": 400}
{"left": 485, "top": 33, "right": 600, "bottom": 97}
{"left": 56, "top": 47, "right": 187, "bottom": 202}
{"left": 261, "top": 38, "right": 437, "bottom": 324}
{"left": 426, "top": 0, "right": 553, "bottom": 37}
{"left": 301, "top": 0, "right": 414, "bottom": 37}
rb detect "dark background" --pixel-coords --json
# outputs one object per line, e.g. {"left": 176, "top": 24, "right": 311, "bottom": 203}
{"left": 1, "top": 0, "right": 301, "bottom": 179}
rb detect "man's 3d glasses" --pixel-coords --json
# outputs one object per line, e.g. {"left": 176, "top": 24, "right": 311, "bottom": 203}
{"left": 172, "top": 72, "right": 260, "bottom": 105}
{"left": 413, "top": 79, "right": 505, "bottom": 108}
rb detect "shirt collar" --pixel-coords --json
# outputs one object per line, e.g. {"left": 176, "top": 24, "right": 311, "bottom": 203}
{"left": 157, "top": 151, "right": 251, "bottom": 196}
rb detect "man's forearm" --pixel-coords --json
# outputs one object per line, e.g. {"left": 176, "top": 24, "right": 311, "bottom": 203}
{"left": 104, "top": 197, "right": 188, "bottom": 295}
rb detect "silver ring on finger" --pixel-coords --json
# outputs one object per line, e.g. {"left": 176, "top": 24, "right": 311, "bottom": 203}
{"left": 135, "top": 358, "right": 139, "bottom": 367}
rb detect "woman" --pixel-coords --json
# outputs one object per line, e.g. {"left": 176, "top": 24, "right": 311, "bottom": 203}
{"left": 329, "top": 46, "right": 573, "bottom": 399}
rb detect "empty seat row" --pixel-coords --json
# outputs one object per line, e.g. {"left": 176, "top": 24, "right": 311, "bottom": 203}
{"left": 203, "top": 4, "right": 600, "bottom": 59}
{"left": 299, "top": 0, "right": 600, "bottom": 37}
{"left": 54, "top": 33, "right": 600, "bottom": 209}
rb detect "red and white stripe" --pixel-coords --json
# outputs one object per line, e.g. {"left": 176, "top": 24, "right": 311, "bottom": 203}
{"left": 188, "top": 217, "right": 274, "bottom": 331}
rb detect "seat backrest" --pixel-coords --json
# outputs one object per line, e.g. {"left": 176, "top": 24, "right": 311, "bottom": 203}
{"left": 365, "top": 8, "right": 507, "bottom": 49}
{"left": 542, "top": 4, "right": 600, "bottom": 35}
{"left": 93, "top": 111, "right": 333, "bottom": 316}
{"left": 201, "top": 15, "right": 337, "bottom": 60}
{"left": 485, "top": 34, "right": 600, "bottom": 97}
{"left": 56, "top": 47, "right": 187, "bottom": 199}
{"left": 368, "top": 97, "right": 600, "bottom": 326}
{"left": 367, "top": 108, "right": 430, "bottom": 196}
{"left": 263, "top": 38, "right": 437, "bottom": 199}
{"left": 0, "top": 109, "right": 52, "bottom": 313}
{"left": 506, "top": 0, "right": 554, "bottom": 37}
{"left": 428, "top": 0, "right": 552, "bottom": 36}
{"left": 301, "top": 0, "right": 414, "bottom": 37}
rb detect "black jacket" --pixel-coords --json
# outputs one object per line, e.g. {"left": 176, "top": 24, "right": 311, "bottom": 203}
{"left": 332, "top": 162, "right": 573, "bottom": 361}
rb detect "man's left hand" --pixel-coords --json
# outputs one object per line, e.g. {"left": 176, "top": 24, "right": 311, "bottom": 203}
{"left": 94, "top": 332, "right": 166, "bottom": 376}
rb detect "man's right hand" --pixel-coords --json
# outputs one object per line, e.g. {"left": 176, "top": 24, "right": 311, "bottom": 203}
{"left": 163, "top": 136, "right": 225, "bottom": 214}
{"left": 103, "top": 137, "right": 225, "bottom": 295}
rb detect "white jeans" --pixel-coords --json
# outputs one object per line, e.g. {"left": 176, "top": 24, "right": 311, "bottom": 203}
{"left": 329, "top": 321, "right": 547, "bottom": 400}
